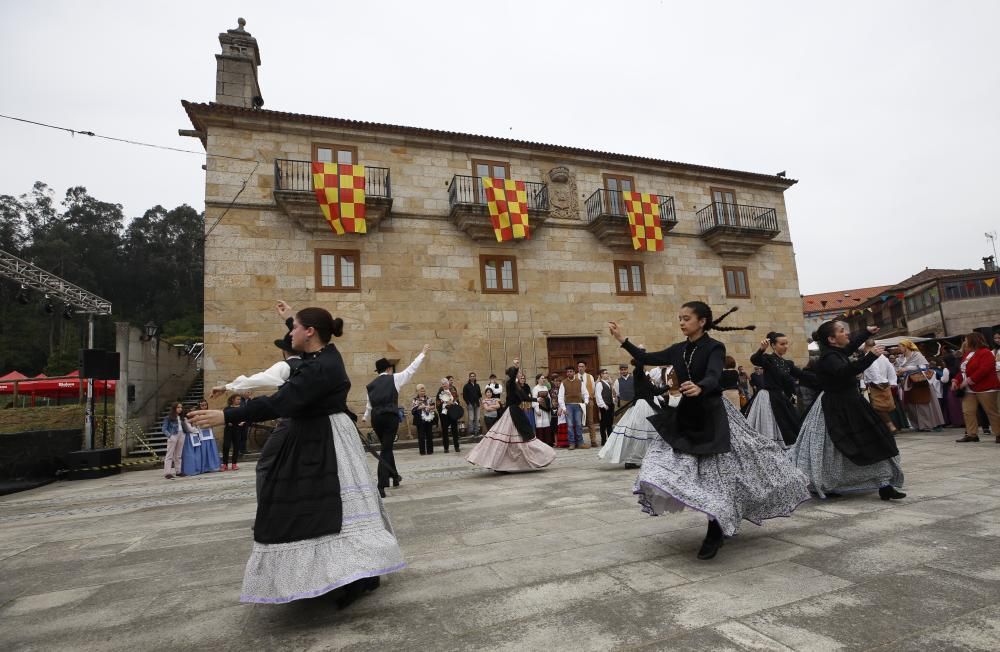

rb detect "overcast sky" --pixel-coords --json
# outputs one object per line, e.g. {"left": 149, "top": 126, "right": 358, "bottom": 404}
{"left": 2, "top": 0, "right": 998, "bottom": 294}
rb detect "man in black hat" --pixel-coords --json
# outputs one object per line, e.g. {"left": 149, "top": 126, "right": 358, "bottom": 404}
{"left": 362, "top": 344, "right": 431, "bottom": 496}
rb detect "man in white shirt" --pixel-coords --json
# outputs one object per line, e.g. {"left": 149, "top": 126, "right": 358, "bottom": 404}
{"left": 362, "top": 344, "right": 430, "bottom": 495}
{"left": 577, "top": 361, "right": 599, "bottom": 447}
{"left": 612, "top": 364, "right": 633, "bottom": 409}
{"left": 862, "top": 338, "right": 898, "bottom": 434}
{"left": 594, "top": 368, "right": 615, "bottom": 445}
{"left": 485, "top": 373, "right": 504, "bottom": 418}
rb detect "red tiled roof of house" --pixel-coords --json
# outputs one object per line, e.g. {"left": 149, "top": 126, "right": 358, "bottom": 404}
{"left": 886, "top": 268, "right": 977, "bottom": 291}
{"left": 181, "top": 100, "right": 798, "bottom": 187}
{"left": 802, "top": 285, "right": 894, "bottom": 314}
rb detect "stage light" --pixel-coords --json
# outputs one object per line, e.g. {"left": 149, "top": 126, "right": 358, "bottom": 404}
{"left": 63, "top": 305, "right": 74, "bottom": 320}
{"left": 16, "top": 286, "right": 30, "bottom": 305}
{"left": 43, "top": 295, "right": 55, "bottom": 314}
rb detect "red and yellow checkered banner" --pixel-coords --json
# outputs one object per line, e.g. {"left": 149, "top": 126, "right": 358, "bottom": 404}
{"left": 482, "top": 177, "right": 530, "bottom": 242}
{"left": 622, "top": 191, "right": 664, "bottom": 252}
{"left": 311, "top": 162, "right": 366, "bottom": 235}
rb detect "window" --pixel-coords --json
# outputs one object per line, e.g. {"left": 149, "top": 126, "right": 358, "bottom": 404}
{"left": 614, "top": 261, "right": 646, "bottom": 296}
{"left": 312, "top": 143, "right": 358, "bottom": 165}
{"left": 711, "top": 187, "right": 738, "bottom": 226}
{"left": 480, "top": 255, "right": 518, "bottom": 294}
{"left": 723, "top": 266, "right": 750, "bottom": 298}
{"left": 314, "top": 249, "right": 360, "bottom": 292}
{"left": 603, "top": 173, "right": 635, "bottom": 215}
{"left": 472, "top": 159, "right": 510, "bottom": 180}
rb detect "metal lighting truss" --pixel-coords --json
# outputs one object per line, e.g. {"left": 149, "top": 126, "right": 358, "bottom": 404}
{"left": 0, "top": 249, "right": 111, "bottom": 314}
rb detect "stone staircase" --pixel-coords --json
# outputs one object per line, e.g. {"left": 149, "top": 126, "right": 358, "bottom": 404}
{"left": 129, "top": 370, "right": 205, "bottom": 458}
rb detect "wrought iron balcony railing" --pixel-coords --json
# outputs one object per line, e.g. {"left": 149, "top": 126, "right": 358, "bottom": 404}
{"left": 696, "top": 202, "right": 779, "bottom": 234}
{"left": 447, "top": 176, "right": 549, "bottom": 212}
{"left": 584, "top": 189, "right": 677, "bottom": 226}
{"left": 274, "top": 159, "right": 391, "bottom": 199}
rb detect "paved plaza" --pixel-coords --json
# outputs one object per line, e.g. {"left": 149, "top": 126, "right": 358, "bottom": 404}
{"left": 2, "top": 429, "right": 1000, "bottom": 651}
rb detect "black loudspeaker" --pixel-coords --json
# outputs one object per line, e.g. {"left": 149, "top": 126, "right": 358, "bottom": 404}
{"left": 65, "top": 448, "right": 121, "bottom": 480}
{"left": 80, "top": 349, "right": 120, "bottom": 380}
{"left": 81, "top": 349, "right": 104, "bottom": 378}
{"left": 127, "top": 384, "right": 136, "bottom": 402}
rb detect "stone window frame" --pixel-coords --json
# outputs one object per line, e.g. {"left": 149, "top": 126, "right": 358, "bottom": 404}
{"left": 479, "top": 254, "right": 519, "bottom": 294}
{"left": 314, "top": 248, "right": 361, "bottom": 293}
{"left": 613, "top": 260, "right": 646, "bottom": 296}
{"left": 722, "top": 265, "right": 750, "bottom": 299}
{"left": 312, "top": 143, "right": 358, "bottom": 165}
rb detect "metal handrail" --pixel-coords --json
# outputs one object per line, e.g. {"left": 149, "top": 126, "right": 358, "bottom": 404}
{"left": 274, "top": 159, "right": 392, "bottom": 198}
{"left": 584, "top": 189, "right": 677, "bottom": 225}
{"left": 696, "top": 202, "right": 779, "bottom": 234}
{"left": 447, "top": 176, "right": 550, "bottom": 212}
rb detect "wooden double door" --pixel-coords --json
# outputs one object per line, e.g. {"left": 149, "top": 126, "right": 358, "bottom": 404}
{"left": 546, "top": 336, "right": 599, "bottom": 378}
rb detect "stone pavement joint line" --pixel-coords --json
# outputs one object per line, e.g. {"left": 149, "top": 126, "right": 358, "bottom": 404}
{"left": 2, "top": 429, "right": 1000, "bottom": 651}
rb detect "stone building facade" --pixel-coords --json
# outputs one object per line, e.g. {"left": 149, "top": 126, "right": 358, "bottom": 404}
{"left": 183, "top": 21, "right": 806, "bottom": 416}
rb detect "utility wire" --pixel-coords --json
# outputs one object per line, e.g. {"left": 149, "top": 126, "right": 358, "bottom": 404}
{"left": 0, "top": 112, "right": 257, "bottom": 162}
{"left": 203, "top": 161, "right": 259, "bottom": 242}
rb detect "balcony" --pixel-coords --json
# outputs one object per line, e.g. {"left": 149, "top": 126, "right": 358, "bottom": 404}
{"left": 447, "top": 175, "right": 549, "bottom": 242}
{"left": 696, "top": 202, "right": 780, "bottom": 257}
{"left": 584, "top": 189, "right": 677, "bottom": 251}
{"left": 272, "top": 159, "right": 392, "bottom": 234}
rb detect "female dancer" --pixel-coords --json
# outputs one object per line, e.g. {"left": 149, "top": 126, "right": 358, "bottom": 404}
{"left": 609, "top": 303, "right": 810, "bottom": 560}
{"left": 597, "top": 351, "right": 662, "bottom": 469}
{"left": 465, "top": 359, "right": 556, "bottom": 471}
{"left": 790, "top": 321, "right": 905, "bottom": 501}
{"left": 745, "top": 331, "right": 812, "bottom": 447}
{"left": 189, "top": 307, "right": 404, "bottom": 606}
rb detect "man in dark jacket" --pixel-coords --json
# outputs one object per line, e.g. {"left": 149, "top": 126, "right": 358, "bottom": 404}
{"left": 463, "top": 372, "right": 483, "bottom": 438}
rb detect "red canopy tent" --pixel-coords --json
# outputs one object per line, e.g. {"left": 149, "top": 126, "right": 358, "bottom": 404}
{"left": 0, "top": 370, "right": 115, "bottom": 401}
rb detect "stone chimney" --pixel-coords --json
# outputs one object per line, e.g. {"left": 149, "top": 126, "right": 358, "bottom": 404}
{"left": 215, "top": 18, "right": 263, "bottom": 108}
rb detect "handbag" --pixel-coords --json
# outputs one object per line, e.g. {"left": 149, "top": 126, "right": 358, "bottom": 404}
{"left": 905, "top": 382, "right": 932, "bottom": 405}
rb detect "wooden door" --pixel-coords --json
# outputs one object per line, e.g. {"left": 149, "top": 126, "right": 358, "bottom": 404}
{"left": 547, "top": 337, "right": 599, "bottom": 379}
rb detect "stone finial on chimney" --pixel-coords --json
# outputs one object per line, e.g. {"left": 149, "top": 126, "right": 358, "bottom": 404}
{"left": 215, "top": 18, "right": 263, "bottom": 109}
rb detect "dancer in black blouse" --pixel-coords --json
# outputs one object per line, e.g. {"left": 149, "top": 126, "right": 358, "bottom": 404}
{"left": 190, "top": 308, "right": 405, "bottom": 606}
{"left": 746, "top": 331, "right": 814, "bottom": 447}
{"left": 609, "top": 302, "right": 810, "bottom": 560}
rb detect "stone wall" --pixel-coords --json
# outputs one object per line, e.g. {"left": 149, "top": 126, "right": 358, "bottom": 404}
{"left": 943, "top": 295, "right": 1000, "bottom": 335}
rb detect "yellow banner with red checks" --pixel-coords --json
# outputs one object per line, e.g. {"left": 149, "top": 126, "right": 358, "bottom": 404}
{"left": 622, "top": 191, "right": 664, "bottom": 252}
{"left": 311, "top": 162, "right": 367, "bottom": 235}
{"left": 482, "top": 177, "right": 530, "bottom": 242}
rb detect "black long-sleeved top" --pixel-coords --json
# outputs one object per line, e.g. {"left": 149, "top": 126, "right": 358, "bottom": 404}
{"left": 462, "top": 381, "right": 482, "bottom": 405}
{"left": 504, "top": 367, "right": 535, "bottom": 439}
{"left": 815, "top": 331, "right": 877, "bottom": 393}
{"left": 622, "top": 335, "right": 730, "bottom": 455}
{"left": 749, "top": 351, "right": 805, "bottom": 397}
{"left": 719, "top": 369, "right": 740, "bottom": 391}
{"left": 224, "top": 343, "right": 353, "bottom": 424}
{"left": 622, "top": 335, "right": 725, "bottom": 396}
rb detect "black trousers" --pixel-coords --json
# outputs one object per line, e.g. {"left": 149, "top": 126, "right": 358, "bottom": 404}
{"left": 439, "top": 412, "right": 460, "bottom": 452}
{"left": 372, "top": 413, "right": 400, "bottom": 489}
{"left": 599, "top": 406, "right": 614, "bottom": 444}
{"left": 222, "top": 425, "right": 241, "bottom": 465}
{"left": 416, "top": 419, "right": 434, "bottom": 454}
{"left": 256, "top": 418, "right": 289, "bottom": 498}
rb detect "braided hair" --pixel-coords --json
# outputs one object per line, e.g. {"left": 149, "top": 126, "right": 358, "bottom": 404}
{"left": 682, "top": 301, "right": 756, "bottom": 333}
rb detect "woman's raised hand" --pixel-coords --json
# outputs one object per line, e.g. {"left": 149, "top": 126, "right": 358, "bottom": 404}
{"left": 608, "top": 321, "right": 625, "bottom": 343}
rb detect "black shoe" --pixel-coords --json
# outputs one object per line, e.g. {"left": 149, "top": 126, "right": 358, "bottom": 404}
{"left": 377, "top": 485, "right": 386, "bottom": 498}
{"left": 696, "top": 520, "right": 724, "bottom": 560}
{"left": 392, "top": 475, "right": 402, "bottom": 487}
{"left": 879, "top": 486, "right": 906, "bottom": 501}
{"left": 824, "top": 492, "right": 842, "bottom": 498}
{"left": 956, "top": 435, "right": 980, "bottom": 443}
{"left": 624, "top": 463, "right": 640, "bottom": 469}
{"left": 334, "top": 576, "right": 380, "bottom": 609}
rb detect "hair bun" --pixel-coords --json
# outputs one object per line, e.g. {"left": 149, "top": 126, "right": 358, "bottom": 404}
{"left": 766, "top": 331, "right": 778, "bottom": 340}
{"left": 811, "top": 330, "right": 821, "bottom": 342}
{"left": 331, "top": 317, "right": 344, "bottom": 338}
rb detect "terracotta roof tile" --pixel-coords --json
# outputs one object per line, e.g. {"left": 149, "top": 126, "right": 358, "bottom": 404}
{"left": 802, "top": 285, "right": 894, "bottom": 314}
